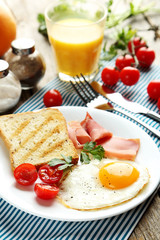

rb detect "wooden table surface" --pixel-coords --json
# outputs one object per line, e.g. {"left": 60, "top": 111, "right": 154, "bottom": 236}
{"left": 2, "top": 0, "right": 160, "bottom": 239}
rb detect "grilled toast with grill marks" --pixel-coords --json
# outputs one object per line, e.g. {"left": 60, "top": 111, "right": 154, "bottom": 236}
{"left": 0, "top": 108, "right": 79, "bottom": 171}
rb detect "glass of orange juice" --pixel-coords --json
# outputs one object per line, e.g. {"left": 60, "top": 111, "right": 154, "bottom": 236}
{"left": 45, "top": 0, "right": 107, "bottom": 82}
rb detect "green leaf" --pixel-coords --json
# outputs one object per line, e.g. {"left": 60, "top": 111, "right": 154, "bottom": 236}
{"left": 54, "top": 3, "right": 69, "bottom": 13}
{"left": 100, "top": 26, "right": 137, "bottom": 62}
{"left": 48, "top": 158, "right": 65, "bottom": 167}
{"left": 106, "top": 0, "right": 113, "bottom": 9}
{"left": 80, "top": 141, "right": 105, "bottom": 164}
{"left": 130, "top": 3, "right": 135, "bottom": 15}
{"left": 48, "top": 154, "right": 74, "bottom": 172}
{"left": 90, "top": 145, "right": 105, "bottom": 160}
{"left": 105, "top": 0, "right": 156, "bottom": 29}
{"left": 100, "top": 49, "right": 117, "bottom": 61}
{"left": 95, "top": 10, "right": 103, "bottom": 20}
{"left": 83, "top": 141, "right": 96, "bottom": 152}
{"left": 37, "top": 13, "right": 45, "bottom": 23}
{"left": 80, "top": 152, "right": 90, "bottom": 164}
{"left": 37, "top": 13, "right": 48, "bottom": 38}
{"left": 102, "top": 41, "right": 107, "bottom": 53}
{"left": 58, "top": 163, "right": 73, "bottom": 170}
{"left": 61, "top": 154, "right": 72, "bottom": 164}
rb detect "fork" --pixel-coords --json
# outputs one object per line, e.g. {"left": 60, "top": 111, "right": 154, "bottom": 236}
{"left": 70, "top": 74, "right": 112, "bottom": 110}
{"left": 70, "top": 74, "right": 160, "bottom": 138}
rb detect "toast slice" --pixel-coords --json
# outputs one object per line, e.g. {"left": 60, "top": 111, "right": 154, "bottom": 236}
{"left": 0, "top": 108, "right": 79, "bottom": 171}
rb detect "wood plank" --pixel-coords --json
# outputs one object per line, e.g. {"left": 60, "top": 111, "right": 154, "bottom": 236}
{"left": 129, "top": 193, "right": 160, "bottom": 240}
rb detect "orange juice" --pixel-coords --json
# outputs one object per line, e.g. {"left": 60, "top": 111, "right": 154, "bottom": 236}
{"left": 49, "top": 18, "right": 103, "bottom": 77}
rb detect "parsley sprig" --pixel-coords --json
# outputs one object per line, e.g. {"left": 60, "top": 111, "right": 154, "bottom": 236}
{"left": 80, "top": 141, "right": 105, "bottom": 164}
{"left": 48, "top": 142, "right": 105, "bottom": 171}
{"left": 48, "top": 154, "right": 73, "bottom": 171}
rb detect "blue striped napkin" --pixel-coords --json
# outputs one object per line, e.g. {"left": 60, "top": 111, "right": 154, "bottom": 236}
{"left": 0, "top": 59, "right": 160, "bottom": 240}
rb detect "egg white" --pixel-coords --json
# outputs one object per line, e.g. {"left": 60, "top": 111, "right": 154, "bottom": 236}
{"left": 58, "top": 159, "right": 150, "bottom": 210}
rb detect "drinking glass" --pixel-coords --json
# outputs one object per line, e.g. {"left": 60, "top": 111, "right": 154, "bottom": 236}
{"left": 45, "top": 0, "right": 107, "bottom": 82}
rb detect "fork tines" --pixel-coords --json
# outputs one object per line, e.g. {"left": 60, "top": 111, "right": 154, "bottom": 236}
{"left": 70, "top": 74, "right": 99, "bottom": 104}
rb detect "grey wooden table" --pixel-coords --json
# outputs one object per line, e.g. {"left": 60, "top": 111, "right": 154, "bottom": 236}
{"left": 3, "top": 0, "right": 160, "bottom": 239}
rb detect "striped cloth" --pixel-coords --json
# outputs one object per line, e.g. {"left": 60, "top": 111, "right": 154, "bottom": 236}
{"left": 0, "top": 59, "right": 160, "bottom": 240}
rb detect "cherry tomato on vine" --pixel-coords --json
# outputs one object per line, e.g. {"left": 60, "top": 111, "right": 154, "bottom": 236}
{"left": 147, "top": 80, "right": 160, "bottom": 100}
{"left": 101, "top": 67, "right": 119, "bottom": 86}
{"left": 34, "top": 183, "right": 59, "bottom": 200}
{"left": 38, "top": 164, "right": 63, "bottom": 184}
{"left": 120, "top": 67, "right": 140, "bottom": 86}
{"left": 14, "top": 163, "right": 38, "bottom": 186}
{"left": 157, "top": 98, "right": 160, "bottom": 111}
{"left": 115, "top": 54, "right": 135, "bottom": 70}
{"left": 136, "top": 47, "right": 155, "bottom": 68}
{"left": 43, "top": 89, "right": 63, "bottom": 107}
{"left": 128, "top": 37, "right": 146, "bottom": 54}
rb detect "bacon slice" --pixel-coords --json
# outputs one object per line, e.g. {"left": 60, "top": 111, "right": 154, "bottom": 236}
{"left": 99, "top": 136, "right": 140, "bottom": 161}
{"left": 81, "top": 112, "right": 112, "bottom": 142}
{"left": 67, "top": 121, "right": 91, "bottom": 149}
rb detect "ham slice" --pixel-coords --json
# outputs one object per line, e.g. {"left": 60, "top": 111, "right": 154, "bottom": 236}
{"left": 99, "top": 136, "right": 140, "bottom": 161}
{"left": 68, "top": 113, "right": 140, "bottom": 161}
{"left": 68, "top": 121, "right": 91, "bottom": 149}
{"left": 81, "top": 112, "right": 112, "bottom": 142}
{"left": 67, "top": 125, "right": 83, "bottom": 149}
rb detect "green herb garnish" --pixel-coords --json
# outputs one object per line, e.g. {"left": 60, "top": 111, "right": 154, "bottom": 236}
{"left": 49, "top": 154, "right": 74, "bottom": 171}
{"left": 100, "top": 26, "right": 137, "bottom": 62}
{"left": 37, "top": 13, "right": 48, "bottom": 38}
{"left": 80, "top": 141, "right": 105, "bottom": 164}
{"left": 48, "top": 141, "right": 105, "bottom": 171}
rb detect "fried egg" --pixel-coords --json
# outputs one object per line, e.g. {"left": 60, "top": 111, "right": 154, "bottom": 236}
{"left": 58, "top": 159, "right": 149, "bottom": 210}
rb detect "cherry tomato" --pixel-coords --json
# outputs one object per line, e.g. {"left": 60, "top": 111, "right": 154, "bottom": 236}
{"left": 128, "top": 37, "right": 146, "bottom": 54}
{"left": 38, "top": 164, "right": 63, "bottom": 184}
{"left": 34, "top": 183, "right": 59, "bottom": 200}
{"left": 120, "top": 67, "right": 140, "bottom": 86}
{"left": 101, "top": 67, "right": 119, "bottom": 86}
{"left": 43, "top": 89, "right": 63, "bottom": 107}
{"left": 136, "top": 47, "right": 155, "bottom": 68}
{"left": 14, "top": 163, "right": 38, "bottom": 186}
{"left": 115, "top": 54, "right": 135, "bottom": 70}
{"left": 147, "top": 80, "right": 160, "bottom": 100}
{"left": 157, "top": 98, "right": 160, "bottom": 111}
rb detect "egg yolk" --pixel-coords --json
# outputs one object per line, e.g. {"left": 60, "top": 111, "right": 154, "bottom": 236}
{"left": 99, "top": 162, "right": 139, "bottom": 189}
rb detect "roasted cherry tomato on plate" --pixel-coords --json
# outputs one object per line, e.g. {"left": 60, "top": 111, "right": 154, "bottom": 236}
{"left": 115, "top": 54, "right": 135, "bottom": 70}
{"left": 38, "top": 164, "right": 63, "bottom": 184}
{"left": 43, "top": 89, "right": 63, "bottom": 107}
{"left": 120, "top": 67, "right": 140, "bottom": 86}
{"left": 136, "top": 47, "right": 155, "bottom": 68}
{"left": 147, "top": 80, "right": 160, "bottom": 100}
{"left": 34, "top": 183, "right": 59, "bottom": 200}
{"left": 14, "top": 163, "right": 38, "bottom": 186}
{"left": 128, "top": 37, "right": 146, "bottom": 54}
{"left": 101, "top": 67, "right": 119, "bottom": 86}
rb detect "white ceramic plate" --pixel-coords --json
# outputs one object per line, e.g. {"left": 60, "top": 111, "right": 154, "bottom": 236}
{"left": 0, "top": 106, "right": 159, "bottom": 222}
